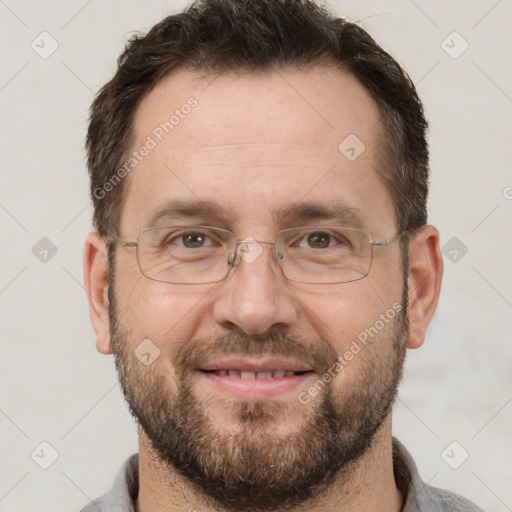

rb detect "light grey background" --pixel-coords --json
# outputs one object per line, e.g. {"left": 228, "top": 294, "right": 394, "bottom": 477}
{"left": 1, "top": 1, "right": 511, "bottom": 511}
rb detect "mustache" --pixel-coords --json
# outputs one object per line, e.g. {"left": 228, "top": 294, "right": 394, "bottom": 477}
{"left": 173, "top": 331, "right": 340, "bottom": 377}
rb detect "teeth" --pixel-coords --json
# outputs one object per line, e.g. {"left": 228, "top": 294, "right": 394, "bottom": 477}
{"left": 214, "top": 369, "right": 298, "bottom": 379}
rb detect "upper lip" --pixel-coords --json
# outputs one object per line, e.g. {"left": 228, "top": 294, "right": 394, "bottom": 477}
{"left": 200, "top": 357, "right": 313, "bottom": 373}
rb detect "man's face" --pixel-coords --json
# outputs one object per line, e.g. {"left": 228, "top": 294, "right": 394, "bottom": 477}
{"left": 110, "top": 66, "right": 407, "bottom": 511}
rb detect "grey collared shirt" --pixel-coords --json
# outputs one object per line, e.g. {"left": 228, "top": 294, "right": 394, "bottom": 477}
{"left": 80, "top": 438, "right": 484, "bottom": 511}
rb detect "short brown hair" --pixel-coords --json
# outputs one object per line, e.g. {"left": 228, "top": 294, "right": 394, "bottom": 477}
{"left": 87, "top": 0, "right": 428, "bottom": 238}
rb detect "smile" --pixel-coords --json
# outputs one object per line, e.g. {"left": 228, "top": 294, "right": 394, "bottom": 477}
{"left": 202, "top": 369, "right": 310, "bottom": 379}
{"left": 197, "top": 368, "right": 315, "bottom": 399}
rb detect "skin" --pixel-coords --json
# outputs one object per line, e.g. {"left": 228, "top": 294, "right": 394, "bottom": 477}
{"left": 84, "top": 65, "right": 443, "bottom": 512}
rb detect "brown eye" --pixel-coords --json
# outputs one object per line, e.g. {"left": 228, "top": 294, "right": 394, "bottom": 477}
{"left": 307, "top": 232, "right": 331, "bottom": 248}
{"left": 181, "top": 233, "right": 207, "bottom": 248}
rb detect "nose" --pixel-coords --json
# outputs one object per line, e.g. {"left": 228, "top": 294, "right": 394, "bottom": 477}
{"left": 212, "top": 242, "right": 299, "bottom": 336}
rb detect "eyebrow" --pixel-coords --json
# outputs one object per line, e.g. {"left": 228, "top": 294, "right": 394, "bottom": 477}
{"left": 272, "top": 201, "right": 363, "bottom": 227}
{"left": 143, "top": 199, "right": 363, "bottom": 229}
{"left": 143, "top": 200, "right": 230, "bottom": 228}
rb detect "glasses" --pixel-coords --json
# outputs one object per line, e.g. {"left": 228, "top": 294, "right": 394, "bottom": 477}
{"left": 115, "top": 225, "right": 401, "bottom": 285}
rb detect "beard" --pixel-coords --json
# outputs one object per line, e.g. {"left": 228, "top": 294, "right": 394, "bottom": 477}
{"left": 109, "top": 286, "right": 408, "bottom": 512}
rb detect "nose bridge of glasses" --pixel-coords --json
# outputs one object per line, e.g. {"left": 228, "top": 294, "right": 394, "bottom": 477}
{"left": 238, "top": 238, "right": 275, "bottom": 247}
{"left": 229, "top": 238, "right": 278, "bottom": 267}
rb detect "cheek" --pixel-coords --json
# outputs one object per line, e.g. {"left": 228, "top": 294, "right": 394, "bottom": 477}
{"left": 297, "top": 266, "right": 403, "bottom": 356}
{"left": 307, "top": 291, "right": 405, "bottom": 396}
{"left": 115, "top": 276, "right": 216, "bottom": 358}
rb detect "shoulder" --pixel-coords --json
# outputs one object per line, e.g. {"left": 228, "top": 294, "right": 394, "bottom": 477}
{"left": 417, "top": 484, "right": 485, "bottom": 512}
{"left": 393, "top": 438, "right": 484, "bottom": 512}
{"left": 79, "top": 453, "right": 139, "bottom": 512}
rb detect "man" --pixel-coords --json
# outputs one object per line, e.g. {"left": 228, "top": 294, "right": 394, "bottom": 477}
{"left": 82, "top": 0, "right": 482, "bottom": 510}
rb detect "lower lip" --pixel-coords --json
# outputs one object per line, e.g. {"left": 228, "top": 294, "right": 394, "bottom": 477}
{"left": 196, "top": 370, "right": 315, "bottom": 400}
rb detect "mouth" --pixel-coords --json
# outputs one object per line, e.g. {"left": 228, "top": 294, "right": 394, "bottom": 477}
{"left": 196, "top": 357, "right": 316, "bottom": 399}
{"left": 201, "top": 369, "right": 312, "bottom": 379}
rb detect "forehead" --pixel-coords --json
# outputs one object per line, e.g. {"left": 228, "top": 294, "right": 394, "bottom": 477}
{"left": 120, "top": 65, "right": 395, "bottom": 237}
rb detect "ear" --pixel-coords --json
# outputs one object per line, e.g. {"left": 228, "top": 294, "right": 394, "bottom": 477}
{"left": 83, "top": 232, "right": 112, "bottom": 354}
{"left": 406, "top": 225, "right": 444, "bottom": 349}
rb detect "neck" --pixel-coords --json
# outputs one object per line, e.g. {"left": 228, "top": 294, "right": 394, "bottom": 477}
{"left": 135, "top": 417, "right": 402, "bottom": 512}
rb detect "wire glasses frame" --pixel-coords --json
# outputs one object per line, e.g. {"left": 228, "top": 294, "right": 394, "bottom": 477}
{"left": 114, "top": 225, "right": 403, "bottom": 285}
